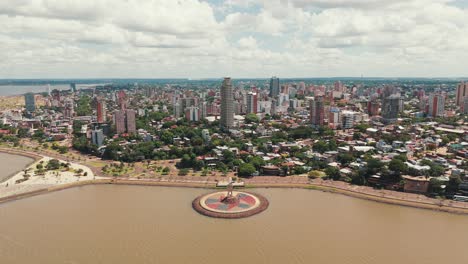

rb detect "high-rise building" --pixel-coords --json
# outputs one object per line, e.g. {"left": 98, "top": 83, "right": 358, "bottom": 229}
{"left": 24, "top": 93, "right": 36, "bottom": 112}
{"left": 341, "top": 111, "right": 355, "bottom": 129}
{"left": 270, "top": 99, "right": 277, "bottom": 115}
{"left": 185, "top": 106, "right": 200, "bottom": 122}
{"left": 174, "top": 102, "right": 181, "bottom": 118}
{"left": 114, "top": 109, "right": 136, "bottom": 134}
{"left": 220, "top": 77, "right": 234, "bottom": 128}
{"left": 114, "top": 110, "right": 126, "bottom": 134}
{"left": 126, "top": 109, "right": 136, "bottom": 134}
{"left": 117, "top": 90, "right": 127, "bottom": 110}
{"left": 63, "top": 98, "right": 74, "bottom": 118}
{"left": 329, "top": 107, "right": 341, "bottom": 129}
{"left": 464, "top": 97, "right": 468, "bottom": 114}
{"left": 428, "top": 93, "right": 445, "bottom": 117}
{"left": 367, "top": 100, "right": 380, "bottom": 116}
{"left": 456, "top": 81, "right": 468, "bottom": 109}
{"left": 70, "top": 83, "right": 76, "bottom": 92}
{"left": 91, "top": 129, "right": 104, "bottom": 147}
{"left": 200, "top": 101, "right": 207, "bottom": 119}
{"left": 269, "top": 77, "right": 280, "bottom": 98}
{"left": 382, "top": 94, "right": 401, "bottom": 123}
{"left": 97, "top": 100, "right": 106, "bottom": 123}
{"left": 309, "top": 96, "right": 325, "bottom": 126}
{"left": 246, "top": 92, "right": 258, "bottom": 114}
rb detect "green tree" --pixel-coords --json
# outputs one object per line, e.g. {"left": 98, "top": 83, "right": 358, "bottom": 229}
{"left": 46, "top": 159, "right": 61, "bottom": 170}
{"left": 313, "top": 140, "right": 329, "bottom": 154}
{"left": 337, "top": 153, "right": 354, "bottom": 166}
{"left": 325, "top": 166, "right": 341, "bottom": 180}
{"left": 245, "top": 113, "right": 259, "bottom": 124}
{"left": 388, "top": 158, "right": 408, "bottom": 176}
{"left": 238, "top": 163, "right": 256, "bottom": 177}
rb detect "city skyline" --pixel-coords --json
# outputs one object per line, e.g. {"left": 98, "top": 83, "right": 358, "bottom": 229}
{"left": 1, "top": 0, "right": 468, "bottom": 79}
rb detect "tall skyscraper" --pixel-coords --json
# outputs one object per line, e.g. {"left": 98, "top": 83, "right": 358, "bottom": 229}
{"left": 269, "top": 77, "right": 280, "bottom": 98}
{"left": 246, "top": 92, "right": 258, "bottom": 114}
{"left": 220, "top": 77, "right": 234, "bottom": 128}
{"left": 24, "top": 93, "right": 36, "bottom": 112}
{"left": 382, "top": 94, "right": 401, "bottom": 123}
{"left": 456, "top": 81, "right": 468, "bottom": 109}
{"left": 97, "top": 100, "right": 106, "bottom": 123}
{"left": 70, "top": 83, "right": 76, "bottom": 92}
{"left": 428, "top": 93, "right": 445, "bottom": 117}
{"left": 309, "top": 96, "right": 325, "bottom": 126}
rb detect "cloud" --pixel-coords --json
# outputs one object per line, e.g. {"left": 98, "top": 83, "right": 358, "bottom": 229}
{"left": 0, "top": 0, "right": 468, "bottom": 78}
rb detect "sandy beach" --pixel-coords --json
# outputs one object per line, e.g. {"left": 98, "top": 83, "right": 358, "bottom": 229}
{"left": 0, "top": 156, "right": 100, "bottom": 199}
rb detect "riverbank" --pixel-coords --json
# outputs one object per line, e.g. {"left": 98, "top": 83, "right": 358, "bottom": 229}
{"left": 0, "top": 150, "right": 41, "bottom": 184}
{"left": 1, "top": 177, "right": 468, "bottom": 215}
{"left": 0, "top": 151, "right": 100, "bottom": 200}
{"left": 1, "top": 147, "right": 467, "bottom": 215}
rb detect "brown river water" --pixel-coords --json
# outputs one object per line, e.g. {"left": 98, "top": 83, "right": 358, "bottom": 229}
{"left": 0, "top": 152, "right": 34, "bottom": 183}
{"left": 1, "top": 185, "right": 467, "bottom": 264}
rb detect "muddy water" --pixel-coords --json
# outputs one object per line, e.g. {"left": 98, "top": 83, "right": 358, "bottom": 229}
{"left": 0, "top": 185, "right": 467, "bottom": 264}
{"left": 0, "top": 153, "right": 34, "bottom": 183}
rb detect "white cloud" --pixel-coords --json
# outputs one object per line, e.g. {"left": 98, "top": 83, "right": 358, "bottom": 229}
{"left": 0, "top": 0, "right": 468, "bottom": 78}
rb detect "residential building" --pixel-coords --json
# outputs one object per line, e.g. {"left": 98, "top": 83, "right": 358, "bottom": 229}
{"left": 114, "top": 109, "right": 136, "bottom": 134}
{"left": 246, "top": 92, "right": 258, "bottom": 114}
{"left": 91, "top": 129, "right": 104, "bottom": 147}
{"left": 428, "top": 93, "right": 445, "bottom": 117}
{"left": 382, "top": 94, "right": 401, "bottom": 123}
{"left": 456, "top": 81, "right": 468, "bottom": 109}
{"left": 97, "top": 99, "right": 106, "bottom": 123}
{"left": 309, "top": 96, "right": 324, "bottom": 126}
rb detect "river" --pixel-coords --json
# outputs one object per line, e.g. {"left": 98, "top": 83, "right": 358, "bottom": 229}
{"left": 0, "top": 185, "right": 467, "bottom": 264}
{"left": 0, "top": 152, "right": 34, "bottom": 183}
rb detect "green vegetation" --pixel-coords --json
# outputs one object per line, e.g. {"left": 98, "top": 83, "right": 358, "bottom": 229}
{"left": 76, "top": 96, "right": 93, "bottom": 116}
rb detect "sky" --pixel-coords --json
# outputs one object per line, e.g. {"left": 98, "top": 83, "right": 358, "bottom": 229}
{"left": 1, "top": 0, "right": 468, "bottom": 79}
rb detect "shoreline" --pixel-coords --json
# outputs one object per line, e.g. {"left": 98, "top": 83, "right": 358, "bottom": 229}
{"left": 0, "top": 148, "right": 42, "bottom": 183}
{"left": 1, "top": 178, "right": 468, "bottom": 215}
{"left": 0, "top": 147, "right": 467, "bottom": 215}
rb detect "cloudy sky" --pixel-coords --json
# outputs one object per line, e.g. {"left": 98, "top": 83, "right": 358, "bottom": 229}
{"left": 1, "top": 0, "right": 468, "bottom": 79}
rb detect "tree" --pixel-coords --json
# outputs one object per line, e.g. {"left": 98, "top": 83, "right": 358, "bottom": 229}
{"left": 46, "top": 159, "right": 61, "bottom": 170}
{"left": 366, "top": 158, "right": 384, "bottom": 176}
{"left": 238, "top": 163, "right": 256, "bottom": 177}
{"left": 245, "top": 113, "right": 259, "bottom": 124}
{"left": 337, "top": 153, "right": 354, "bottom": 166}
{"left": 388, "top": 158, "right": 408, "bottom": 176}
{"left": 313, "top": 140, "right": 329, "bottom": 154}
{"left": 325, "top": 166, "right": 341, "bottom": 180}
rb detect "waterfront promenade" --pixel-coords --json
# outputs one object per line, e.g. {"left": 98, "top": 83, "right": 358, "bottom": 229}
{"left": 1, "top": 146, "right": 468, "bottom": 215}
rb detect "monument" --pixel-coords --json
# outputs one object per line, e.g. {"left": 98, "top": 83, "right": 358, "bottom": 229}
{"left": 192, "top": 181, "right": 269, "bottom": 219}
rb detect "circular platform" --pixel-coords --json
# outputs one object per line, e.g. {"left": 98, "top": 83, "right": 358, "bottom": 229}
{"left": 192, "top": 191, "right": 269, "bottom": 219}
